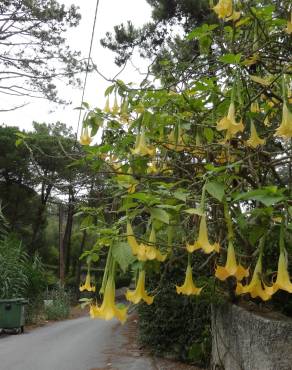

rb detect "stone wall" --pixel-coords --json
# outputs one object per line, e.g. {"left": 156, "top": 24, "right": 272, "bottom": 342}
{"left": 211, "top": 302, "right": 292, "bottom": 370}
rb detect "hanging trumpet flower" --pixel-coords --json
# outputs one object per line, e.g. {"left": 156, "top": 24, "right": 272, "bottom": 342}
{"left": 112, "top": 95, "right": 119, "bottom": 115}
{"left": 120, "top": 97, "right": 129, "bottom": 122}
{"left": 246, "top": 122, "right": 266, "bottom": 148}
{"left": 138, "top": 226, "right": 167, "bottom": 262}
{"left": 104, "top": 97, "right": 111, "bottom": 113}
{"left": 216, "top": 101, "right": 244, "bottom": 142}
{"left": 79, "top": 269, "right": 96, "bottom": 292}
{"left": 213, "top": 0, "right": 240, "bottom": 21}
{"left": 272, "top": 249, "right": 292, "bottom": 294}
{"left": 127, "top": 222, "right": 139, "bottom": 255}
{"left": 79, "top": 126, "right": 92, "bottom": 145}
{"left": 236, "top": 250, "right": 273, "bottom": 301}
{"left": 166, "top": 126, "right": 186, "bottom": 152}
{"left": 250, "top": 75, "right": 272, "bottom": 87}
{"left": 274, "top": 102, "right": 292, "bottom": 139}
{"left": 126, "top": 223, "right": 167, "bottom": 262}
{"left": 90, "top": 276, "right": 127, "bottom": 323}
{"left": 285, "top": 11, "right": 292, "bottom": 34}
{"left": 187, "top": 215, "right": 220, "bottom": 254}
{"left": 126, "top": 270, "right": 154, "bottom": 305}
{"left": 131, "top": 130, "right": 155, "bottom": 156}
{"left": 215, "top": 240, "right": 249, "bottom": 281}
{"left": 176, "top": 263, "right": 202, "bottom": 296}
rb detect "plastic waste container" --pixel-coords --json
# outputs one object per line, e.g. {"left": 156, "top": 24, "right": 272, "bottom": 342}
{"left": 0, "top": 298, "right": 28, "bottom": 333}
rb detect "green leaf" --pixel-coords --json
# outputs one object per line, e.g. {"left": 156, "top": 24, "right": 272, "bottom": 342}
{"left": 126, "top": 192, "right": 160, "bottom": 205}
{"left": 82, "top": 101, "right": 90, "bottom": 109}
{"left": 199, "top": 36, "right": 211, "bottom": 54}
{"left": 203, "top": 127, "right": 214, "bottom": 143}
{"left": 80, "top": 215, "right": 94, "bottom": 229}
{"left": 15, "top": 138, "right": 23, "bottom": 147}
{"left": 150, "top": 208, "right": 170, "bottom": 224}
{"left": 112, "top": 242, "right": 135, "bottom": 272}
{"left": 187, "top": 24, "right": 218, "bottom": 40}
{"left": 173, "top": 190, "right": 188, "bottom": 202}
{"left": 104, "top": 84, "right": 115, "bottom": 96}
{"left": 219, "top": 53, "right": 242, "bottom": 65}
{"left": 184, "top": 208, "right": 204, "bottom": 216}
{"left": 233, "top": 187, "right": 285, "bottom": 207}
{"left": 206, "top": 181, "right": 225, "bottom": 202}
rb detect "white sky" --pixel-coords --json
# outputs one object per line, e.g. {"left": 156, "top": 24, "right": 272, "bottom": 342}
{"left": 0, "top": 0, "right": 152, "bottom": 133}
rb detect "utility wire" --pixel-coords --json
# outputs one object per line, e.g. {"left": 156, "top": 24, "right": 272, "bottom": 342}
{"left": 76, "top": 0, "right": 100, "bottom": 140}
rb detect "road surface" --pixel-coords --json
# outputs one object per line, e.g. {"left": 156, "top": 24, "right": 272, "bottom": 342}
{"left": 0, "top": 316, "right": 154, "bottom": 370}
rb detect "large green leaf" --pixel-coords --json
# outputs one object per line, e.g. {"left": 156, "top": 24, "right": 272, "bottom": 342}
{"left": 112, "top": 242, "right": 135, "bottom": 272}
{"left": 219, "top": 53, "right": 242, "bottom": 65}
{"left": 233, "top": 187, "right": 285, "bottom": 206}
{"left": 150, "top": 208, "right": 170, "bottom": 224}
{"left": 206, "top": 181, "right": 225, "bottom": 202}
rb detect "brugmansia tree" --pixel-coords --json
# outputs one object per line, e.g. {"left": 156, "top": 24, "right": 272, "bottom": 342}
{"left": 78, "top": 0, "right": 292, "bottom": 325}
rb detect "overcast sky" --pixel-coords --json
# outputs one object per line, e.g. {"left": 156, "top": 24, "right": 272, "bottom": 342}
{"left": 1, "top": 0, "right": 152, "bottom": 133}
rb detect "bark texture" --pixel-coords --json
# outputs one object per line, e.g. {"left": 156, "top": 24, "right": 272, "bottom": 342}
{"left": 211, "top": 303, "right": 292, "bottom": 370}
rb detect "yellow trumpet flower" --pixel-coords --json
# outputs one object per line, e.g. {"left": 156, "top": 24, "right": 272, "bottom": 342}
{"left": 187, "top": 215, "right": 220, "bottom": 254}
{"left": 90, "top": 277, "right": 127, "bottom": 324}
{"left": 79, "top": 126, "right": 92, "bottom": 145}
{"left": 213, "top": 0, "right": 240, "bottom": 21}
{"left": 246, "top": 122, "right": 266, "bottom": 148}
{"left": 135, "top": 244, "right": 166, "bottom": 262}
{"left": 112, "top": 96, "right": 119, "bottom": 115}
{"left": 250, "top": 101, "right": 260, "bottom": 113}
{"left": 216, "top": 102, "right": 244, "bottom": 141}
{"left": 176, "top": 264, "right": 202, "bottom": 296}
{"left": 79, "top": 271, "right": 96, "bottom": 292}
{"left": 285, "top": 11, "right": 292, "bottom": 34}
{"left": 272, "top": 249, "right": 292, "bottom": 294}
{"left": 131, "top": 130, "right": 155, "bottom": 156}
{"left": 127, "top": 222, "right": 139, "bottom": 255}
{"left": 104, "top": 97, "right": 111, "bottom": 113}
{"left": 125, "top": 270, "right": 154, "bottom": 305}
{"left": 147, "top": 161, "right": 159, "bottom": 174}
{"left": 250, "top": 75, "right": 272, "bottom": 87}
{"left": 215, "top": 149, "right": 236, "bottom": 164}
{"left": 243, "top": 54, "right": 260, "bottom": 66}
{"left": 215, "top": 241, "right": 249, "bottom": 281}
{"left": 127, "top": 224, "right": 167, "bottom": 262}
{"left": 166, "top": 128, "right": 186, "bottom": 151}
{"left": 274, "top": 103, "right": 292, "bottom": 139}
{"left": 236, "top": 255, "right": 273, "bottom": 301}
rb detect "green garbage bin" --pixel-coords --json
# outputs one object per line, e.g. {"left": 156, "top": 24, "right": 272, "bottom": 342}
{"left": 0, "top": 299, "right": 28, "bottom": 333}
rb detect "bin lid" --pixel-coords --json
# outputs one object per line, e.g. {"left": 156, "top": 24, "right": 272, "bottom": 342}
{"left": 0, "top": 298, "right": 28, "bottom": 304}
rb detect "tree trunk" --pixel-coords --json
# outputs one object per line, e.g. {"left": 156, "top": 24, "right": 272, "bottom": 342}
{"left": 59, "top": 203, "right": 65, "bottom": 286}
{"left": 76, "top": 229, "right": 87, "bottom": 300}
{"left": 63, "top": 186, "right": 75, "bottom": 276}
{"left": 30, "top": 183, "right": 52, "bottom": 254}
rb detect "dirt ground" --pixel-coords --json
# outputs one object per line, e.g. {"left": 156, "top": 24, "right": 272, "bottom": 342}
{"left": 106, "top": 313, "right": 205, "bottom": 370}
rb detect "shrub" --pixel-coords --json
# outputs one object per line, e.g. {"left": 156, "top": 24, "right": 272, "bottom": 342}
{"left": 0, "top": 236, "right": 28, "bottom": 298}
{"left": 44, "top": 284, "right": 71, "bottom": 320}
{"left": 0, "top": 228, "right": 48, "bottom": 323}
{"left": 138, "top": 256, "right": 214, "bottom": 367}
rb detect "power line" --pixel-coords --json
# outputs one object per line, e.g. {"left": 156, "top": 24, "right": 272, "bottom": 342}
{"left": 76, "top": 0, "right": 100, "bottom": 140}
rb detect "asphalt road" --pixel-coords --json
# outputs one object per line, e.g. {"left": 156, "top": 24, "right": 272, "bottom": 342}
{"left": 0, "top": 316, "right": 119, "bottom": 370}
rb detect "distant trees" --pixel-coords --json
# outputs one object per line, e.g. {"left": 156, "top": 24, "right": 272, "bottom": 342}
{"left": 0, "top": 0, "right": 86, "bottom": 108}
{"left": 0, "top": 123, "right": 87, "bottom": 280}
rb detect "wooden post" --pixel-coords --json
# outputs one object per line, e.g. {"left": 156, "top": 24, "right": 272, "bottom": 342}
{"left": 59, "top": 203, "right": 65, "bottom": 285}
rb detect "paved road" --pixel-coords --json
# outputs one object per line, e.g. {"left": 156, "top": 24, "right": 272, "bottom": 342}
{"left": 0, "top": 317, "right": 122, "bottom": 370}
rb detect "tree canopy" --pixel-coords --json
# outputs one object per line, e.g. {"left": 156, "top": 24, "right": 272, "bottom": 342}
{"left": 0, "top": 0, "right": 85, "bottom": 108}
{"left": 78, "top": 0, "right": 292, "bottom": 324}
